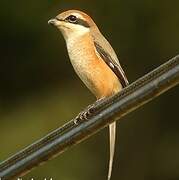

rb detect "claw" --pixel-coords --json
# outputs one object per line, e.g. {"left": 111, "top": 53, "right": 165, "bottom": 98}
{"left": 74, "top": 98, "right": 105, "bottom": 125}
{"left": 74, "top": 104, "right": 94, "bottom": 125}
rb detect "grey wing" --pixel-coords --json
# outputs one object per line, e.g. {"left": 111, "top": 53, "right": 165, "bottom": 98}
{"left": 93, "top": 35, "right": 128, "bottom": 180}
{"left": 94, "top": 40, "right": 129, "bottom": 87}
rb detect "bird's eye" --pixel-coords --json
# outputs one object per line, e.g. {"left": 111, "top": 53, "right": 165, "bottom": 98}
{"left": 66, "top": 15, "right": 77, "bottom": 23}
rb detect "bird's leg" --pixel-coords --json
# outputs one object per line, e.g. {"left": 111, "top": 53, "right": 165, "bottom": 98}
{"left": 74, "top": 98, "right": 105, "bottom": 124}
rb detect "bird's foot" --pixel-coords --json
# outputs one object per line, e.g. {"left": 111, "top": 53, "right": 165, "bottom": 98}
{"left": 74, "top": 104, "right": 94, "bottom": 124}
{"left": 74, "top": 98, "right": 105, "bottom": 125}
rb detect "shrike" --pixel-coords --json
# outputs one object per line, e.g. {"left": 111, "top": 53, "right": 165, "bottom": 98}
{"left": 48, "top": 10, "right": 128, "bottom": 180}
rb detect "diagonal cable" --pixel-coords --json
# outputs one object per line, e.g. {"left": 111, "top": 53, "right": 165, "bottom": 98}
{"left": 0, "top": 55, "right": 179, "bottom": 180}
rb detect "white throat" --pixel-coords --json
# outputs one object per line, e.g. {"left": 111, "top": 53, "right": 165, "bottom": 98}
{"left": 61, "top": 24, "right": 89, "bottom": 44}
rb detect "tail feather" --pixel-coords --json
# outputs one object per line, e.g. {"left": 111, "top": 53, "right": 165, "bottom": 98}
{"left": 108, "top": 122, "right": 116, "bottom": 180}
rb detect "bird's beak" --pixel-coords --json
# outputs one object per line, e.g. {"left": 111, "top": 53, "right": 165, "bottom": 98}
{"left": 48, "top": 19, "right": 57, "bottom": 26}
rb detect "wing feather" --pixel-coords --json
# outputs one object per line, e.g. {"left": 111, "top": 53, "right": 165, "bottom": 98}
{"left": 94, "top": 41, "right": 129, "bottom": 87}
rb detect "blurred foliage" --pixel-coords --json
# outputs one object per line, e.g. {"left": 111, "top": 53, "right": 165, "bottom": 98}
{"left": 0, "top": 0, "right": 179, "bottom": 180}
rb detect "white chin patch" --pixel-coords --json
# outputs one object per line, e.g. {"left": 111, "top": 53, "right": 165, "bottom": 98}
{"left": 60, "top": 23, "right": 89, "bottom": 40}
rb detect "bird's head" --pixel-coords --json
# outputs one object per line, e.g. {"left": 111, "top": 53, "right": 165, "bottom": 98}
{"left": 48, "top": 10, "right": 98, "bottom": 40}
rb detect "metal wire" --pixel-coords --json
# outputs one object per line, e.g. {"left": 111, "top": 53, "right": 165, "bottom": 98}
{"left": 0, "top": 55, "right": 179, "bottom": 180}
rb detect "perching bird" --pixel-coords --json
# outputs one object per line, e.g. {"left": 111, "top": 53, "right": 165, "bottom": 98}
{"left": 48, "top": 10, "right": 128, "bottom": 180}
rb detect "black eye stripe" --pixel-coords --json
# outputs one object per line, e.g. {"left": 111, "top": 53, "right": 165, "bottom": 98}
{"left": 76, "top": 18, "right": 90, "bottom": 28}
{"left": 65, "top": 15, "right": 90, "bottom": 28}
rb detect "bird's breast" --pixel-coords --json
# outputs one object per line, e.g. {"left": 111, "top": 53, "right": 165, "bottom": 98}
{"left": 66, "top": 35, "right": 122, "bottom": 98}
{"left": 67, "top": 35, "right": 94, "bottom": 69}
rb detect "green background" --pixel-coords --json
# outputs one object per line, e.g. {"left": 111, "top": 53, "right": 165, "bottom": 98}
{"left": 0, "top": 0, "right": 179, "bottom": 180}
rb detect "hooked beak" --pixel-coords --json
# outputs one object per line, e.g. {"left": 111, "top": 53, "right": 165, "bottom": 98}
{"left": 48, "top": 19, "right": 57, "bottom": 26}
{"left": 48, "top": 17, "right": 64, "bottom": 27}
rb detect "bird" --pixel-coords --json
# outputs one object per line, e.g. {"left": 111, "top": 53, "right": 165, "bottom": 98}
{"left": 48, "top": 10, "right": 129, "bottom": 180}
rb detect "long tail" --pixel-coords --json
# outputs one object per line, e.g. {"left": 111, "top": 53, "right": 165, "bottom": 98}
{"left": 108, "top": 122, "right": 116, "bottom": 180}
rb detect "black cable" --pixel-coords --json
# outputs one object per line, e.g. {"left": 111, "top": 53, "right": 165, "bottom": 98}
{"left": 0, "top": 55, "right": 179, "bottom": 180}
